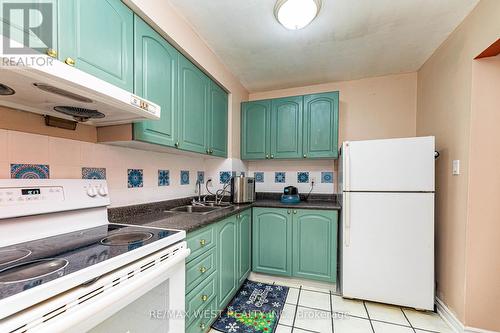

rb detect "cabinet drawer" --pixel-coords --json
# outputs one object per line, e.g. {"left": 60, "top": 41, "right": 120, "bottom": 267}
{"left": 186, "top": 296, "right": 218, "bottom": 333}
{"left": 186, "top": 247, "right": 216, "bottom": 293}
{"left": 187, "top": 226, "right": 215, "bottom": 262}
{"left": 186, "top": 272, "right": 217, "bottom": 325}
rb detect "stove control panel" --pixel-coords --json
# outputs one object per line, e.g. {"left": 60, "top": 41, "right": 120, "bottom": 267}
{"left": 0, "top": 186, "right": 64, "bottom": 206}
{"left": 0, "top": 179, "right": 110, "bottom": 220}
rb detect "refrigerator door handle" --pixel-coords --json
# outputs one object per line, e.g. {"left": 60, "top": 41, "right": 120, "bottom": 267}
{"left": 344, "top": 193, "right": 350, "bottom": 247}
{"left": 344, "top": 142, "right": 350, "bottom": 191}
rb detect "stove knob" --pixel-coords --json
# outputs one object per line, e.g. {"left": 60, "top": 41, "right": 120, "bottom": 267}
{"left": 87, "top": 186, "right": 98, "bottom": 197}
{"left": 98, "top": 186, "right": 108, "bottom": 197}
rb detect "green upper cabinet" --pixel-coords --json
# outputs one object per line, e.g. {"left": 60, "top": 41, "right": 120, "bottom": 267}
{"left": 133, "top": 16, "right": 179, "bottom": 147}
{"left": 208, "top": 82, "right": 228, "bottom": 157}
{"left": 59, "top": 0, "right": 133, "bottom": 91}
{"left": 178, "top": 55, "right": 209, "bottom": 154}
{"left": 217, "top": 215, "right": 238, "bottom": 308}
{"left": 241, "top": 100, "right": 271, "bottom": 160}
{"left": 303, "top": 92, "right": 339, "bottom": 159}
{"left": 292, "top": 209, "right": 338, "bottom": 283}
{"left": 237, "top": 210, "right": 252, "bottom": 285}
{"left": 271, "top": 96, "right": 303, "bottom": 159}
{"left": 252, "top": 208, "right": 292, "bottom": 276}
{"left": 241, "top": 91, "right": 339, "bottom": 160}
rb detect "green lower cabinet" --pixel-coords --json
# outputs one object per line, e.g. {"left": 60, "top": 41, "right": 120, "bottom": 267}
{"left": 292, "top": 209, "right": 338, "bottom": 283}
{"left": 252, "top": 207, "right": 338, "bottom": 283}
{"left": 217, "top": 215, "right": 238, "bottom": 308}
{"left": 252, "top": 208, "right": 292, "bottom": 276}
{"left": 237, "top": 210, "right": 252, "bottom": 285}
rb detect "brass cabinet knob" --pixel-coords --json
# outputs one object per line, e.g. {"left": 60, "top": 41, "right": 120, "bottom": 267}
{"left": 206, "top": 149, "right": 210, "bottom": 154}
{"left": 46, "top": 48, "right": 57, "bottom": 58}
{"left": 199, "top": 239, "right": 206, "bottom": 246}
{"left": 293, "top": 210, "right": 297, "bottom": 214}
{"left": 200, "top": 323, "right": 206, "bottom": 330}
{"left": 287, "top": 210, "right": 291, "bottom": 214}
{"left": 209, "top": 149, "right": 213, "bottom": 154}
{"left": 199, "top": 266, "right": 207, "bottom": 273}
{"left": 65, "top": 57, "right": 75, "bottom": 66}
{"left": 270, "top": 154, "right": 274, "bottom": 159}
{"left": 201, "top": 294, "right": 208, "bottom": 302}
{"left": 303, "top": 154, "right": 307, "bottom": 158}
{"left": 265, "top": 154, "right": 269, "bottom": 159}
{"left": 175, "top": 141, "right": 180, "bottom": 148}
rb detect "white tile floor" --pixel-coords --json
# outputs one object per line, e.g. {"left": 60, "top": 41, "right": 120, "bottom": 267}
{"left": 209, "top": 274, "right": 454, "bottom": 333}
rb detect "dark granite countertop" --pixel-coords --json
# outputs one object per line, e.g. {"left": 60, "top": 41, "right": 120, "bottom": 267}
{"left": 109, "top": 193, "right": 340, "bottom": 233}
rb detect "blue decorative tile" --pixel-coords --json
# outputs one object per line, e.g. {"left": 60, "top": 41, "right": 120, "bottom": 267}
{"left": 180, "top": 170, "right": 190, "bottom": 185}
{"left": 254, "top": 172, "right": 264, "bottom": 183}
{"left": 297, "top": 171, "right": 309, "bottom": 183}
{"left": 197, "top": 171, "right": 205, "bottom": 184}
{"left": 321, "top": 171, "right": 334, "bottom": 183}
{"left": 82, "top": 167, "right": 106, "bottom": 180}
{"left": 275, "top": 172, "right": 286, "bottom": 183}
{"left": 11, "top": 164, "right": 49, "bottom": 179}
{"left": 158, "top": 170, "right": 170, "bottom": 186}
{"left": 219, "top": 171, "right": 231, "bottom": 184}
{"left": 127, "top": 169, "right": 143, "bottom": 188}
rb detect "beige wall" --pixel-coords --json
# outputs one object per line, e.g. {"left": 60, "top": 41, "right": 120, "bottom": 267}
{"left": 465, "top": 56, "right": 500, "bottom": 331}
{"left": 249, "top": 72, "right": 418, "bottom": 144}
{"left": 416, "top": 0, "right": 500, "bottom": 329}
{"left": 124, "top": 0, "right": 249, "bottom": 158}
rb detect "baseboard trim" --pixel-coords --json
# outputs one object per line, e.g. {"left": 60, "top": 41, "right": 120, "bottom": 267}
{"left": 435, "top": 297, "right": 500, "bottom": 333}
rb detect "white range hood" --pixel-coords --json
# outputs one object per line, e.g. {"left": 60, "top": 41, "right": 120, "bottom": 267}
{"left": 0, "top": 36, "right": 160, "bottom": 126}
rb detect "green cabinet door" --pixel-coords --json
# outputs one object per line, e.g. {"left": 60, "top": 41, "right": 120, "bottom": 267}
{"left": 270, "top": 96, "right": 303, "bottom": 159}
{"left": 292, "top": 209, "right": 338, "bottom": 283}
{"left": 217, "top": 216, "right": 238, "bottom": 308}
{"left": 59, "top": 0, "right": 133, "bottom": 91}
{"left": 252, "top": 208, "right": 292, "bottom": 276}
{"left": 303, "top": 92, "right": 339, "bottom": 158}
{"left": 133, "top": 16, "right": 179, "bottom": 147}
{"left": 241, "top": 100, "right": 271, "bottom": 160}
{"left": 237, "top": 210, "right": 252, "bottom": 285}
{"left": 179, "top": 55, "right": 209, "bottom": 154}
{"left": 208, "top": 82, "right": 228, "bottom": 157}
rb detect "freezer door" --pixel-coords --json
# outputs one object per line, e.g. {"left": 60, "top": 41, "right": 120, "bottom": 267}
{"left": 341, "top": 192, "right": 434, "bottom": 310}
{"left": 343, "top": 137, "right": 435, "bottom": 192}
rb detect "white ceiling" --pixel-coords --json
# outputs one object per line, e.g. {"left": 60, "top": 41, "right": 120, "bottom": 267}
{"left": 168, "top": 0, "right": 480, "bottom": 92}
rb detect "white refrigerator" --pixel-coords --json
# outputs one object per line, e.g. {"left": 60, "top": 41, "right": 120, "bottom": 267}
{"left": 339, "top": 136, "right": 435, "bottom": 310}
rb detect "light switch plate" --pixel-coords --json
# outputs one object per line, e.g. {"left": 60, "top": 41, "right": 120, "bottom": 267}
{"left": 452, "top": 160, "right": 460, "bottom": 175}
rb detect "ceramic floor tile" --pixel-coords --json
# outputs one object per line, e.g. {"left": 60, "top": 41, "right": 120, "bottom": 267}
{"left": 301, "top": 284, "right": 334, "bottom": 294}
{"left": 403, "top": 309, "right": 454, "bottom": 332}
{"left": 333, "top": 316, "right": 373, "bottom": 333}
{"left": 293, "top": 329, "right": 316, "bottom": 333}
{"left": 286, "top": 287, "right": 300, "bottom": 304}
{"left": 278, "top": 303, "right": 297, "bottom": 326}
{"left": 331, "top": 295, "right": 369, "bottom": 319}
{"left": 372, "top": 321, "right": 414, "bottom": 333}
{"left": 365, "top": 302, "right": 409, "bottom": 326}
{"left": 298, "top": 290, "right": 331, "bottom": 311}
{"left": 294, "top": 306, "right": 333, "bottom": 333}
{"left": 275, "top": 325, "right": 293, "bottom": 333}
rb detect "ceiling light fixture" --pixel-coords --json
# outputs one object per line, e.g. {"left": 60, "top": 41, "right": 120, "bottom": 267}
{"left": 274, "top": 0, "right": 322, "bottom": 30}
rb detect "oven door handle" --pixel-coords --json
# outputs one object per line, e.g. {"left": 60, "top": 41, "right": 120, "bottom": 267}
{"left": 34, "top": 248, "right": 190, "bottom": 333}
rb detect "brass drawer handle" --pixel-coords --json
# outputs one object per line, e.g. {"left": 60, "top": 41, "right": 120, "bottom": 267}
{"left": 46, "top": 48, "right": 57, "bottom": 58}
{"left": 65, "top": 57, "right": 75, "bottom": 66}
{"left": 199, "top": 266, "right": 207, "bottom": 273}
{"left": 201, "top": 294, "right": 208, "bottom": 302}
{"left": 199, "top": 239, "right": 206, "bottom": 246}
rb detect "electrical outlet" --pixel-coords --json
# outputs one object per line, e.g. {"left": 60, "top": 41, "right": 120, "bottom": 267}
{"left": 452, "top": 160, "right": 460, "bottom": 175}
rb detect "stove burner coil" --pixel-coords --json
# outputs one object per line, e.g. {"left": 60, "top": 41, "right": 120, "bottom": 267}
{"left": 100, "top": 232, "right": 153, "bottom": 246}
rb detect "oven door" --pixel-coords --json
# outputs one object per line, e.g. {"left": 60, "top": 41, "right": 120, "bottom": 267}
{"left": 3, "top": 243, "right": 190, "bottom": 333}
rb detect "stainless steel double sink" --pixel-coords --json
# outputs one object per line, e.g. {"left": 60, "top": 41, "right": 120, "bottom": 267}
{"left": 166, "top": 202, "right": 232, "bottom": 215}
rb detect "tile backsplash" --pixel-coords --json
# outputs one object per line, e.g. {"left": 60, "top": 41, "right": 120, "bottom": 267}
{"left": 0, "top": 129, "right": 241, "bottom": 207}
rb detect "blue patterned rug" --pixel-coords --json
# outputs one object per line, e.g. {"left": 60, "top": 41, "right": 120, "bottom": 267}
{"left": 212, "top": 280, "right": 289, "bottom": 333}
